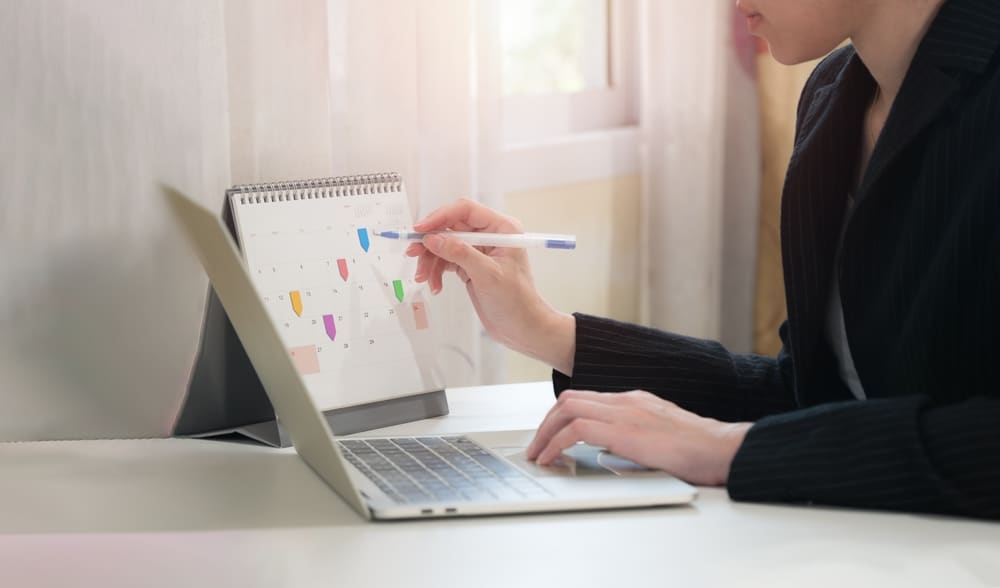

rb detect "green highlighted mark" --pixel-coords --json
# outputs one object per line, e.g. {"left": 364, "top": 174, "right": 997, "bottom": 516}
{"left": 393, "top": 279, "right": 404, "bottom": 302}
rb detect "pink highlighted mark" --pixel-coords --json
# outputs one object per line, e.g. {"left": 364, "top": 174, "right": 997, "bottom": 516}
{"left": 323, "top": 314, "right": 337, "bottom": 341}
{"left": 412, "top": 302, "right": 429, "bottom": 330}
{"left": 289, "top": 345, "right": 321, "bottom": 375}
{"left": 337, "top": 258, "right": 349, "bottom": 281}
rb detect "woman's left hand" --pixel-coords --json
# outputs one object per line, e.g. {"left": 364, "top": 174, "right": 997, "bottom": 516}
{"left": 526, "top": 389, "right": 753, "bottom": 486}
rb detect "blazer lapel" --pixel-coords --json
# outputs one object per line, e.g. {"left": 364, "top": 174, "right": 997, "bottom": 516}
{"left": 855, "top": 60, "right": 958, "bottom": 204}
{"left": 780, "top": 53, "right": 873, "bottom": 402}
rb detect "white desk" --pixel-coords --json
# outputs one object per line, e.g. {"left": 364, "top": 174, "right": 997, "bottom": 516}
{"left": 0, "top": 382, "right": 997, "bottom": 588}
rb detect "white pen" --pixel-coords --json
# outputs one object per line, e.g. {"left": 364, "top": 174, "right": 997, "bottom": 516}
{"left": 375, "top": 230, "right": 576, "bottom": 250}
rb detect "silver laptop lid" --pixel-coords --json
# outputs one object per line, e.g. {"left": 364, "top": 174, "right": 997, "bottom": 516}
{"left": 163, "top": 185, "right": 371, "bottom": 520}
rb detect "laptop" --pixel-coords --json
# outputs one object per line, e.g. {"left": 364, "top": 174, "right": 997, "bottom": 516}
{"left": 164, "top": 185, "right": 696, "bottom": 520}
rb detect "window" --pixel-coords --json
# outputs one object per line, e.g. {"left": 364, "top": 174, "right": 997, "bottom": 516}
{"left": 502, "top": 0, "right": 610, "bottom": 95}
{"left": 499, "top": 0, "right": 637, "bottom": 145}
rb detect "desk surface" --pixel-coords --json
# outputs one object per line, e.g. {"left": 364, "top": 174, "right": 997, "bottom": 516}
{"left": 1, "top": 382, "right": 997, "bottom": 588}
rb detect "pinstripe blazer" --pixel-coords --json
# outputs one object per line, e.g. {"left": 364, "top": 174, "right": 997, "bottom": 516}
{"left": 552, "top": 0, "right": 1000, "bottom": 519}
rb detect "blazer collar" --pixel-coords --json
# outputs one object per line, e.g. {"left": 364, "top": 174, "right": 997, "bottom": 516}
{"left": 920, "top": 0, "right": 1000, "bottom": 75}
{"left": 858, "top": 0, "right": 1000, "bottom": 199}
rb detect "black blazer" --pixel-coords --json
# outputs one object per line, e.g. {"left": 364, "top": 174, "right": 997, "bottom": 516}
{"left": 553, "top": 0, "right": 1000, "bottom": 519}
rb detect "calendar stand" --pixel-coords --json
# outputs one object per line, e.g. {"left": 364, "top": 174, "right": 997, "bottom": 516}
{"left": 172, "top": 193, "right": 449, "bottom": 448}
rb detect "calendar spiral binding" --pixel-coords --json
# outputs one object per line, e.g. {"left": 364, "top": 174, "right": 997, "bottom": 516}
{"left": 228, "top": 172, "right": 403, "bottom": 205}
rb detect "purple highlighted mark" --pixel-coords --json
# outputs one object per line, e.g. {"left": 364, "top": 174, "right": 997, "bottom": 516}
{"left": 323, "top": 314, "right": 337, "bottom": 341}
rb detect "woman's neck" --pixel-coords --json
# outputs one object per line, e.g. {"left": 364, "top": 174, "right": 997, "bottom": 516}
{"left": 851, "top": 0, "right": 947, "bottom": 110}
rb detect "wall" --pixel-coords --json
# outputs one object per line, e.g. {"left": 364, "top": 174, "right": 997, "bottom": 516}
{"left": 503, "top": 175, "right": 641, "bottom": 382}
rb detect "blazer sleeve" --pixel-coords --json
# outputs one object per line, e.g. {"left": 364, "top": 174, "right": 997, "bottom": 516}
{"left": 728, "top": 394, "right": 1000, "bottom": 519}
{"left": 552, "top": 313, "right": 798, "bottom": 422}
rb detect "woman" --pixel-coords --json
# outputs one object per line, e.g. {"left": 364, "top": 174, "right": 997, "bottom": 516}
{"left": 409, "top": 0, "right": 1000, "bottom": 519}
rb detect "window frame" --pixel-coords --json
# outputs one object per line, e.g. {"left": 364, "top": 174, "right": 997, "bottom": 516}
{"left": 501, "top": 0, "right": 638, "bottom": 146}
{"left": 479, "top": 0, "right": 640, "bottom": 194}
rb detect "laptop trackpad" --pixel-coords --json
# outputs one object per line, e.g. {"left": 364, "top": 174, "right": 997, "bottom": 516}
{"left": 499, "top": 444, "right": 654, "bottom": 477}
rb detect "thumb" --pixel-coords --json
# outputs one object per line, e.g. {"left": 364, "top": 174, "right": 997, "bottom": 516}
{"left": 423, "top": 234, "right": 497, "bottom": 285}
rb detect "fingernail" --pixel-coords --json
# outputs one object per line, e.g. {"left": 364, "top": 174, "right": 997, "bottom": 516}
{"left": 414, "top": 272, "right": 425, "bottom": 282}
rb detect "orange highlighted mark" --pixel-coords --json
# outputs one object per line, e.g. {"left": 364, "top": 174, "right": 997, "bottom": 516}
{"left": 290, "top": 290, "right": 303, "bottom": 316}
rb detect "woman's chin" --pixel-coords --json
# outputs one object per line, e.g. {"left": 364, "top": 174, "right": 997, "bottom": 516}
{"left": 765, "top": 42, "right": 835, "bottom": 66}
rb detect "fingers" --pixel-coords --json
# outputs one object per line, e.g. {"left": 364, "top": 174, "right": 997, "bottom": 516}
{"left": 426, "top": 255, "right": 443, "bottom": 293}
{"left": 526, "top": 390, "right": 676, "bottom": 465}
{"left": 427, "top": 256, "right": 459, "bottom": 294}
{"left": 414, "top": 249, "right": 435, "bottom": 283}
{"left": 526, "top": 395, "right": 626, "bottom": 460}
{"left": 410, "top": 238, "right": 476, "bottom": 292}
{"left": 405, "top": 243, "right": 424, "bottom": 258}
{"left": 411, "top": 243, "right": 456, "bottom": 287}
{"left": 535, "top": 419, "right": 622, "bottom": 466}
{"left": 415, "top": 198, "right": 523, "bottom": 234}
{"left": 409, "top": 198, "right": 524, "bottom": 291}
{"left": 524, "top": 389, "right": 743, "bottom": 485}
{"left": 422, "top": 233, "right": 498, "bottom": 287}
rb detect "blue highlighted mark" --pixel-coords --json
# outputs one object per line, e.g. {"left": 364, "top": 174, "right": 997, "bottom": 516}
{"left": 357, "top": 228, "right": 370, "bottom": 252}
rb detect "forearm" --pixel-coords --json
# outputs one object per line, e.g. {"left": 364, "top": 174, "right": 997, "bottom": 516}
{"left": 511, "top": 308, "right": 576, "bottom": 377}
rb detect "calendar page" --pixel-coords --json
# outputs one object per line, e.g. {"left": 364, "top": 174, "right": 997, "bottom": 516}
{"left": 229, "top": 179, "right": 444, "bottom": 411}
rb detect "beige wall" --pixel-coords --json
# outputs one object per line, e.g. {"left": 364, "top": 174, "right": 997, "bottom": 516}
{"left": 503, "top": 174, "right": 641, "bottom": 382}
{"left": 752, "top": 55, "right": 825, "bottom": 355}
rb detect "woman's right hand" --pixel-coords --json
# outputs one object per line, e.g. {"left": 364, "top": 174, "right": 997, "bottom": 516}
{"left": 408, "top": 198, "right": 575, "bottom": 375}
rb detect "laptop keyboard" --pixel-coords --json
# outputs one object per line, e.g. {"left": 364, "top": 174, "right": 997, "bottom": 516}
{"left": 338, "top": 436, "right": 552, "bottom": 504}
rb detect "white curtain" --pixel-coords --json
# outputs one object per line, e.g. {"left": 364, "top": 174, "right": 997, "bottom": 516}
{"left": 0, "top": 0, "right": 485, "bottom": 441}
{"left": 0, "top": 0, "right": 756, "bottom": 441}
{"left": 1, "top": 0, "right": 232, "bottom": 440}
{"left": 639, "top": 0, "right": 761, "bottom": 352}
{"left": 324, "top": 0, "right": 488, "bottom": 385}
{"left": 224, "top": 0, "right": 486, "bottom": 385}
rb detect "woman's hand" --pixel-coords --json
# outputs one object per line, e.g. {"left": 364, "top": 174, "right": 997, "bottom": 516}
{"left": 408, "top": 198, "right": 575, "bottom": 374}
{"left": 526, "top": 389, "right": 752, "bottom": 486}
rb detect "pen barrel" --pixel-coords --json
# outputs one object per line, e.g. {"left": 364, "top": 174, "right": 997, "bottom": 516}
{"left": 438, "top": 232, "right": 576, "bottom": 250}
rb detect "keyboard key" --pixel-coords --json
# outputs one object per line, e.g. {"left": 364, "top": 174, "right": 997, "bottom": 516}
{"left": 340, "top": 436, "right": 553, "bottom": 505}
